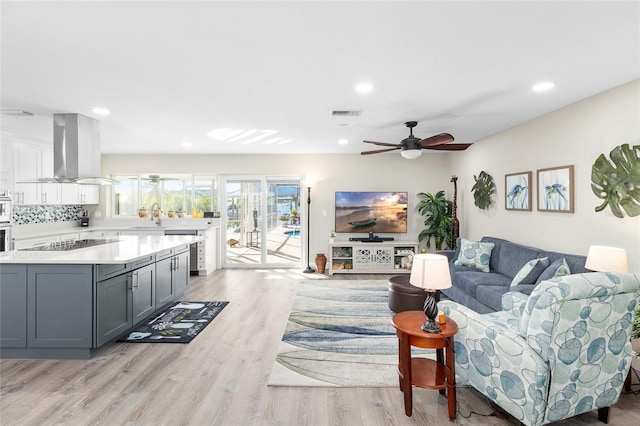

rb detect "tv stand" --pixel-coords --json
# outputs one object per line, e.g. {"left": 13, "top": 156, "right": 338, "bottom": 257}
{"left": 328, "top": 240, "right": 418, "bottom": 275}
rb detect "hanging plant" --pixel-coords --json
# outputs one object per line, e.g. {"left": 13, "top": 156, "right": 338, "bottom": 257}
{"left": 591, "top": 143, "right": 640, "bottom": 218}
{"left": 471, "top": 171, "right": 496, "bottom": 210}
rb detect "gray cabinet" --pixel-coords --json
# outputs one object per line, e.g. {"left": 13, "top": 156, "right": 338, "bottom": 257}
{"left": 0, "top": 265, "right": 28, "bottom": 348}
{"left": 96, "top": 261, "right": 155, "bottom": 346}
{"left": 155, "top": 255, "right": 174, "bottom": 307}
{"left": 173, "top": 248, "right": 190, "bottom": 298}
{"left": 131, "top": 263, "right": 155, "bottom": 323}
{"left": 96, "top": 272, "right": 132, "bottom": 347}
{"left": 155, "top": 245, "right": 189, "bottom": 307}
{"left": 27, "top": 265, "right": 93, "bottom": 348}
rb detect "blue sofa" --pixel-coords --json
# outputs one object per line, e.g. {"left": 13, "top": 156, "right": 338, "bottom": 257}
{"left": 437, "top": 236, "right": 588, "bottom": 313}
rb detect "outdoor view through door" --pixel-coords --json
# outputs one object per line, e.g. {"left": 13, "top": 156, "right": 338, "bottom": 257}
{"left": 224, "top": 177, "right": 303, "bottom": 267}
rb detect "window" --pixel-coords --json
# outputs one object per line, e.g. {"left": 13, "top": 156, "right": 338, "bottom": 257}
{"left": 112, "top": 174, "right": 217, "bottom": 217}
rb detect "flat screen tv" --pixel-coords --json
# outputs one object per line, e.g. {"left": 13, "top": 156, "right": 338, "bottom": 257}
{"left": 335, "top": 191, "right": 408, "bottom": 233}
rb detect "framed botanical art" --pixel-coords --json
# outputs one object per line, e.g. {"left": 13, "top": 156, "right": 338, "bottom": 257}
{"left": 505, "top": 171, "right": 532, "bottom": 211}
{"left": 537, "top": 165, "right": 574, "bottom": 213}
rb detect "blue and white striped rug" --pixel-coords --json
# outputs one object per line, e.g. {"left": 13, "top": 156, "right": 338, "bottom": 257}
{"left": 268, "top": 280, "right": 435, "bottom": 387}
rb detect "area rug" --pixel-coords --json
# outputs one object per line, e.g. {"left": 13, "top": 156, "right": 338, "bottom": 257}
{"left": 268, "top": 280, "right": 436, "bottom": 387}
{"left": 119, "top": 301, "right": 228, "bottom": 343}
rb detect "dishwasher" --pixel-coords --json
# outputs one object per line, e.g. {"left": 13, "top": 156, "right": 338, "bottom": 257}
{"left": 164, "top": 229, "right": 199, "bottom": 274}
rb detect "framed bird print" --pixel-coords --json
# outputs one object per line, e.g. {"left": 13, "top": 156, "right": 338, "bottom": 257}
{"left": 505, "top": 171, "right": 532, "bottom": 211}
{"left": 537, "top": 165, "right": 574, "bottom": 213}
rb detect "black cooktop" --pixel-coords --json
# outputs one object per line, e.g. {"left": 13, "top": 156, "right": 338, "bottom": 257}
{"left": 20, "top": 238, "right": 120, "bottom": 251}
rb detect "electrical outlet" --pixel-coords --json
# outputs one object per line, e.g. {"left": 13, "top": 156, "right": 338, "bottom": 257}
{"left": 322, "top": 210, "right": 327, "bottom": 217}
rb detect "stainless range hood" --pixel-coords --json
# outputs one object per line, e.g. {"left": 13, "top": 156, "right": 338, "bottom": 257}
{"left": 19, "top": 113, "right": 117, "bottom": 185}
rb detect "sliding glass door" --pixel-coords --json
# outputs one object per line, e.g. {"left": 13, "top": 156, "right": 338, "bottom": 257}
{"left": 223, "top": 176, "right": 303, "bottom": 268}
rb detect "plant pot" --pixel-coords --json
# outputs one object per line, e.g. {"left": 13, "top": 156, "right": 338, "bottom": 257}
{"left": 315, "top": 253, "right": 327, "bottom": 274}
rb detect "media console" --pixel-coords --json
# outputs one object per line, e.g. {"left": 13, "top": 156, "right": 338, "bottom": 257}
{"left": 328, "top": 240, "right": 418, "bottom": 275}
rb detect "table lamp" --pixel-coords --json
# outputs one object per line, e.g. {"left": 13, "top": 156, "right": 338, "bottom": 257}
{"left": 585, "top": 245, "right": 628, "bottom": 273}
{"left": 409, "top": 253, "right": 452, "bottom": 333}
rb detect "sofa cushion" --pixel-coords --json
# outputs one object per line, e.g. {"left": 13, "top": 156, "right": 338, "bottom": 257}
{"left": 455, "top": 271, "right": 512, "bottom": 298}
{"left": 454, "top": 238, "right": 495, "bottom": 272}
{"left": 476, "top": 285, "right": 513, "bottom": 311}
{"left": 480, "top": 236, "right": 509, "bottom": 273}
{"left": 535, "top": 258, "right": 570, "bottom": 284}
{"left": 541, "top": 251, "right": 588, "bottom": 274}
{"left": 495, "top": 241, "right": 544, "bottom": 278}
{"left": 511, "top": 257, "right": 549, "bottom": 287}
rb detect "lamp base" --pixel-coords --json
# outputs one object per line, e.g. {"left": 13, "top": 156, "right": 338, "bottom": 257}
{"left": 303, "top": 266, "right": 316, "bottom": 273}
{"left": 421, "top": 319, "right": 442, "bottom": 334}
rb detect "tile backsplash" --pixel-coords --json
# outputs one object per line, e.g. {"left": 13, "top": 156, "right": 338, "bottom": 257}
{"left": 12, "top": 205, "right": 86, "bottom": 225}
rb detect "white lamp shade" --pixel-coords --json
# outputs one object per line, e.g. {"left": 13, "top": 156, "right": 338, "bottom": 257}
{"left": 409, "top": 253, "right": 452, "bottom": 291}
{"left": 585, "top": 245, "right": 628, "bottom": 273}
{"left": 401, "top": 149, "right": 422, "bottom": 159}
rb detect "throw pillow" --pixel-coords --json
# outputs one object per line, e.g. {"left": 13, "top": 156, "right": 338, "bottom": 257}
{"left": 453, "top": 238, "right": 495, "bottom": 272}
{"left": 510, "top": 257, "right": 549, "bottom": 287}
{"left": 535, "top": 258, "right": 571, "bottom": 284}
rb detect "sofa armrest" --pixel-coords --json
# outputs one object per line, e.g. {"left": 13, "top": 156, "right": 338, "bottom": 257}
{"left": 501, "top": 291, "right": 530, "bottom": 319}
{"left": 436, "top": 249, "right": 455, "bottom": 262}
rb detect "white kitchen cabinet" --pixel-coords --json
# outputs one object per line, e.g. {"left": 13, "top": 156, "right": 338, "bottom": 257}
{"left": 12, "top": 144, "right": 41, "bottom": 205}
{"left": 328, "top": 241, "right": 418, "bottom": 275}
{"left": 61, "top": 184, "right": 100, "bottom": 205}
{"left": 195, "top": 227, "right": 216, "bottom": 275}
{"left": 0, "top": 140, "right": 12, "bottom": 191}
{"left": 39, "top": 149, "right": 61, "bottom": 205}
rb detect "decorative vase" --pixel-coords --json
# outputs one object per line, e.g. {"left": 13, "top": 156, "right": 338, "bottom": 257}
{"left": 315, "top": 253, "right": 327, "bottom": 274}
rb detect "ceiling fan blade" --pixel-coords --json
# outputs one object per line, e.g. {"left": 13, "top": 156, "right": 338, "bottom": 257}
{"left": 363, "top": 140, "right": 399, "bottom": 147}
{"left": 361, "top": 147, "right": 401, "bottom": 155}
{"left": 425, "top": 143, "right": 473, "bottom": 151}
{"left": 418, "top": 133, "right": 455, "bottom": 148}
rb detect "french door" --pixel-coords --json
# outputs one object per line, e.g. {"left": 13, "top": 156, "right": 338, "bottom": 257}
{"left": 222, "top": 176, "right": 303, "bottom": 268}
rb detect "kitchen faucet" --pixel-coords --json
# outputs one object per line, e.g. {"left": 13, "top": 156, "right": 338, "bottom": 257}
{"left": 151, "top": 202, "right": 161, "bottom": 225}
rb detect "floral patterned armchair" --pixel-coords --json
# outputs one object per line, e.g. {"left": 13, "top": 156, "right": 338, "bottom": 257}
{"left": 440, "top": 272, "right": 640, "bottom": 426}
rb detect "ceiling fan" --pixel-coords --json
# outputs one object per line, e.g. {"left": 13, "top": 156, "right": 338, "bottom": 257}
{"left": 129, "top": 174, "right": 180, "bottom": 183}
{"left": 361, "top": 121, "right": 472, "bottom": 159}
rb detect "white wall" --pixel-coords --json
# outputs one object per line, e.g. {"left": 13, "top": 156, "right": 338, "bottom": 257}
{"left": 102, "top": 152, "right": 455, "bottom": 263}
{"left": 450, "top": 80, "right": 640, "bottom": 272}
{"left": 102, "top": 80, "right": 640, "bottom": 272}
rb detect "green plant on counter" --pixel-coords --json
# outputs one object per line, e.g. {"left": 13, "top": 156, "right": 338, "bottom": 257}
{"left": 471, "top": 171, "right": 496, "bottom": 209}
{"left": 416, "top": 190, "right": 452, "bottom": 251}
{"left": 591, "top": 143, "right": 640, "bottom": 218}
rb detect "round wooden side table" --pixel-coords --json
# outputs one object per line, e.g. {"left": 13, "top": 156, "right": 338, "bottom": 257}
{"left": 392, "top": 310, "right": 458, "bottom": 420}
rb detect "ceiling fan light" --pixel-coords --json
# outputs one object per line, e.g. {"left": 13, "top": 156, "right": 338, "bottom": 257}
{"left": 401, "top": 149, "right": 422, "bottom": 160}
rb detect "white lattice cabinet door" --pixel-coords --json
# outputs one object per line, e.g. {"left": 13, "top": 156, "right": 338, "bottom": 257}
{"left": 353, "top": 247, "right": 374, "bottom": 270}
{"left": 372, "top": 247, "right": 394, "bottom": 270}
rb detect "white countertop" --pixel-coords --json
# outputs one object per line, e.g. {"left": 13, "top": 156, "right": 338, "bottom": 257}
{"left": 0, "top": 235, "right": 200, "bottom": 265}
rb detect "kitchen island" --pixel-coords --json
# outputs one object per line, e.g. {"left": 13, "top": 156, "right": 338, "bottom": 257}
{"left": 0, "top": 235, "right": 200, "bottom": 359}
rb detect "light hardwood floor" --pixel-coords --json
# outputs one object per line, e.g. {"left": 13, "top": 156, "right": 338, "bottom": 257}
{"left": 1, "top": 269, "right": 638, "bottom": 425}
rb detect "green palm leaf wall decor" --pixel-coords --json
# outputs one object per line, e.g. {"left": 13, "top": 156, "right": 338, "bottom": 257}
{"left": 471, "top": 171, "right": 495, "bottom": 210}
{"left": 591, "top": 143, "right": 640, "bottom": 218}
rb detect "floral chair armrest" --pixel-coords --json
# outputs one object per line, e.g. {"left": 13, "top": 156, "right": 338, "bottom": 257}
{"left": 501, "top": 291, "right": 530, "bottom": 319}
{"left": 440, "top": 300, "right": 550, "bottom": 426}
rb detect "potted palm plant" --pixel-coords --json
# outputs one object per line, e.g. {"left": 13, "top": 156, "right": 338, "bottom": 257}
{"left": 416, "top": 190, "right": 453, "bottom": 251}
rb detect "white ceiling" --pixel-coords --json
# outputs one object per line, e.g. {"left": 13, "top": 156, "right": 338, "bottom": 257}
{"left": 1, "top": 1, "right": 639, "bottom": 156}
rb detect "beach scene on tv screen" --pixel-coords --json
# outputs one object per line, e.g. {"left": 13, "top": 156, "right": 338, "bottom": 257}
{"left": 335, "top": 191, "right": 408, "bottom": 233}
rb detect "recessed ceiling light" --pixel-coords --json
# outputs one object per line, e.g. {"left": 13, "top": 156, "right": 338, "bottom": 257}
{"left": 355, "top": 82, "right": 373, "bottom": 93}
{"left": 338, "top": 139, "right": 348, "bottom": 145}
{"left": 181, "top": 141, "right": 192, "bottom": 147}
{"left": 532, "top": 82, "right": 554, "bottom": 92}
{"left": 92, "top": 107, "right": 110, "bottom": 115}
